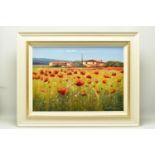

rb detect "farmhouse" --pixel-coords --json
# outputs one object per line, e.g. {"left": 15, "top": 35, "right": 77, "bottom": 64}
{"left": 49, "top": 61, "right": 74, "bottom": 67}
{"left": 82, "top": 59, "right": 105, "bottom": 67}
{"left": 48, "top": 59, "right": 105, "bottom": 68}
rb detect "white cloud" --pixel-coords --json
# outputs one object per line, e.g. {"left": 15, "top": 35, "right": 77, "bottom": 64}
{"left": 65, "top": 49, "right": 77, "bottom": 53}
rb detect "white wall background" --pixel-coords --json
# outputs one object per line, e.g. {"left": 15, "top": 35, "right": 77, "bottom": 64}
{"left": 0, "top": 26, "right": 155, "bottom": 128}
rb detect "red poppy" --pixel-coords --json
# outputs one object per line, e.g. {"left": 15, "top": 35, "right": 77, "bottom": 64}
{"left": 44, "top": 77, "right": 49, "bottom": 82}
{"left": 102, "top": 79, "right": 107, "bottom": 84}
{"left": 80, "top": 71, "right": 85, "bottom": 75}
{"left": 37, "top": 75, "right": 41, "bottom": 80}
{"left": 40, "top": 89, "right": 47, "bottom": 93}
{"left": 40, "top": 76, "right": 44, "bottom": 81}
{"left": 67, "top": 72, "right": 72, "bottom": 75}
{"left": 75, "top": 80, "right": 85, "bottom": 86}
{"left": 112, "top": 72, "right": 116, "bottom": 76}
{"left": 44, "top": 70, "right": 48, "bottom": 75}
{"left": 117, "top": 79, "right": 121, "bottom": 82}
{"left": 74, "top": 71, "right": 77, "bottom": 74}
{"left": 80, "top": 91, "right": 87, "bottom": 96}
{"left": 94, "top": 71, "right": 99, "bottom": 75}
{"left": 104, "top": 75, "right": 110, "bottom": 78}
{"left": 39, "top": 70, "right": 44, "bottom": 75}
{"left": 96, "top": 90, "right": 100, "bottom": 94}
{"left": 44, "top": 73, "right": 48, "bottom": 76}
{"left": 120, "top": 70, "right": 124, "bottom": 73}
{"left": 77, "top": 76, "right": 81, "bottom": 79}
{"left": 34, "top": 75, "right": 40, "bottom": 80}
{"left": 109, "top": 89, "right": 116, "bottom": 94}
{"left": 57, "top": 87, "right": 69, "bottom": 95}
{"left": 50, "top": 73, "right": 55, "bottom": 77}
{"left": 54, "top": 70, "right": 59, "bottom": 74}
{"left": 33, "top": 75, "right": 36, "bottom": 80}
{"left": 58, "top": 73, "right": 63, "bottom": 78}
{"left": 95, "top": 80, "right": 98, "bottom": 83}
{"left": 86, "top": 75, "right": 91, "bottom": 79}
{"left": 33, "top": 72, "right": 37, "bottom": 75}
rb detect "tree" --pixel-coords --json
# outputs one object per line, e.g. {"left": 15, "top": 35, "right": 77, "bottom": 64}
{"left": 105, "top": 61, "right": 123, "bottom": 67}
{"left": 74, "top": 61, "right": 84, "bottom": 67}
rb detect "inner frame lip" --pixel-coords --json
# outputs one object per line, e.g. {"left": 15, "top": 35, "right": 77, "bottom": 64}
{"left": 26, "top": 41, "right": 130, "bottom": 118}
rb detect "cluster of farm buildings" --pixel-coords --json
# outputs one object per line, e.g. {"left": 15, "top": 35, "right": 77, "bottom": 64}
{"left": 49, "top": 59, "right": 105, "bottom": 68}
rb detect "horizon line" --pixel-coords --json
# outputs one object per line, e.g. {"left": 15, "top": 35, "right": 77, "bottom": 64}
{"left": 33, "top": 57, "right": 123, "bottom": 63}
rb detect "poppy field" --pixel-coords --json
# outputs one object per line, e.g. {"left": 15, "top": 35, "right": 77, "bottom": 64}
{"left": 33, "top": 66, "right": 124, "bottom": 111}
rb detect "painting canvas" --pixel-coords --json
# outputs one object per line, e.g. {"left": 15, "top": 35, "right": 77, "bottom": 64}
{"left": 32, "top": 47, "right": 124, "bottom": 111}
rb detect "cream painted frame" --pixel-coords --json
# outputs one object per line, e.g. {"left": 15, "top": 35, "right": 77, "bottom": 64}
{"left": 17, "top": 32, "right": 139, "bottom": 126}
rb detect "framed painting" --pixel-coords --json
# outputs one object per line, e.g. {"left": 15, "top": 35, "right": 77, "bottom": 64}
{"left": 17, "top": 32, "right": 140, "bottom": 126}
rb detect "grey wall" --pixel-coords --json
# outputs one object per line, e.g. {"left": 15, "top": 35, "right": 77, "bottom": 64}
{"left": 0, "top": 27, "right": 155, "bottom": 127}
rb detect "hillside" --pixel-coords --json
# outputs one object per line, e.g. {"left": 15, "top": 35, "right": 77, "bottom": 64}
{"left": 33, "top": 58, "right": 123, "bottom": 67}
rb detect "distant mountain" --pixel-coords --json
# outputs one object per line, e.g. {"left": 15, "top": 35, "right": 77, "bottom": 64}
{"left": 33, "top": 58, "right": 71, "bottom": 65}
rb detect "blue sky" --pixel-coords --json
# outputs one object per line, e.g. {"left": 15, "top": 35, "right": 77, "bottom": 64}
{"left": 33, "top": 47, "right": 123, "bottom": 62}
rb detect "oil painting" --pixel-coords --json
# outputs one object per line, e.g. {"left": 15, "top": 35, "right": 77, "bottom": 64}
{"left": 32, "top": 47, "right": 124, "bottom": 111}
{"left": 17, "top": 32, "right": 140, "bottom": 126}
